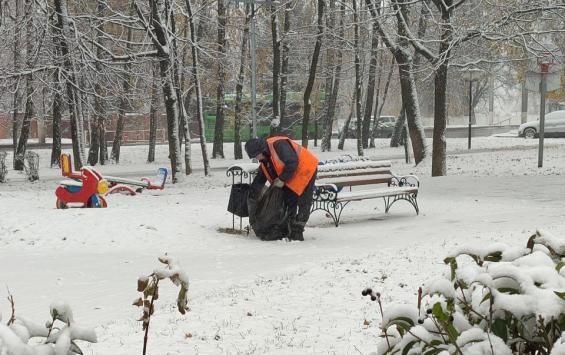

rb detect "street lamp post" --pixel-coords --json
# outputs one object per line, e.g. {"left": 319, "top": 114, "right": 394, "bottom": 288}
{"left": 461, "top": 68, "right": 487, "bottom": 150}
{"left": 524, "top": 41, "right": 563, "bottom": 169}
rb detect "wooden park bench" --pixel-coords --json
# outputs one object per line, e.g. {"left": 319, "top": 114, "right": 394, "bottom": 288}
{"left": 312, "top": 159, "right": 420, "bottom": 226}
{"left": 226, "top": 157, "right": 420, "bottom": 229}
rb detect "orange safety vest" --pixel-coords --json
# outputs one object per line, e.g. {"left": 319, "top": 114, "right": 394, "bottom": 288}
{"left": 260, "top": 136, "right": 318, "bottom": 196}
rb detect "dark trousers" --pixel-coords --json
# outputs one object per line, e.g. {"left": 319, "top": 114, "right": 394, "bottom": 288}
{"left": 283, "top": 171, "right": 317, "bottom": 234}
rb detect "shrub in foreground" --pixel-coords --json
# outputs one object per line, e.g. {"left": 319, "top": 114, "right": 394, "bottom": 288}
{"left": 364, "top": 230, "right": 565, "bottom": 354}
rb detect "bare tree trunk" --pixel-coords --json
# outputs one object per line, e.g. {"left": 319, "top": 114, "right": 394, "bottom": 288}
{"left": 185, "top": 0, "right": 210, "bottom": 175}
{"left": 135, "top": 0, "right": 182, "bottom": 182}
{"left": 397, "top": 55, "right": 426, "bottom": 163}
{"left": 148, "top": 63, "right": 159, "bottom": 163}
{"left": 432, "top": 62, "right": 449, "bottom": 176}
{"left": 301, "top": 0, "right": 324, "bottom": 147}
{"left": 361, "top": 9, "right": 379, "bottom": 149}
{"left": 51, "top": 19, "right": 63, "bottom": 169}
{"left": 14, "top": 0, "right": 34, "bottom": 171}
{"left": 270, "top": 2, "right": 281, "bottom": 135}
{"left": 11, "top": 0, "right": 24, "bottom": 155}
{"left": 352, "top": 0, "right": 363, "bottom": 156}
{"left": 322, "top": 1, "right": 344, "bottom": 152}
{"left": 370, "top": 51, "right": 384, "bottom": 149}
{"left": 371, "top": 55, "right": 394, "bottom": 148}
{"left": 279, "top": 0, "right": 292, "bottom": 136}
{"left": 14, "top": 79, "right": 34, "bottom": 171}
{"left": 111, "top": 10, "right": 133, "bottom": 164}
{"left": 431, "top": 6, "right": 453, "bottom": 177}
{"left": 338, "top": 93, "right": 356, "bottom": 150}
{"left": 212, "top": 0, "right": 227, "bottom": 158}
{"left": 234, "top": 4, "right": 251, "bottom": 160}
{"left": 51, "top": 67, "right": 63, "bottom": 168}
{"left": 367, "top": 0, "right": 426, "bottom": 164}
{"left": 88, "top": 0, "right": 107, "bottom": 166}
{"left": 391, "top": 105, "right": 406, "bottom": 147}
{"left": 54, "top": 0, "right": 84, "bottom": 169}
{"left": 168, "top": 3, "right": 190, "bottom": 175}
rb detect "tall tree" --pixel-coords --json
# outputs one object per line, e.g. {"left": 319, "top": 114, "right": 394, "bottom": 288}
{"left": 212, "top": 0, "right": 227, "bottom": 158}
{"left": 370, "top": 55, "right": 394, "bottom": 148}
{"left": 301, "top": 0, "right": 325, "bottom": 147}
{"left": 11, "top": 0, "right": 24, "bottom": 154}
{"left": 361, "top": 1, "right": 380, "bottom": 149}
{"left": 270, "top": 2, "right": 281, "bottom": 135}
{"left": 352, "top": 0, "right": 363, "bottom": 156}
{"left": 111, "top": 5, "right": 134, "bottom": 164}
{"left": 278, "top": 0, "right": 293, "bottom": 136}
{"left": 14, "top": 0, "right": 35, "bottom": 171}
{"left": 50, "top": 14, "right": 63, "bottom": 168}
{"left": 321, "top": 0, "right": 344, "bottom": 152}
{"left": 88, "top": 0, "right": 108, "bottom": 166}
{"left": 147, "top": 62, "right": 159, "bottom": 163}
{"left": 185, "top": 0, "right": 210, "bottom": 175}
{"left": 54, "top": 0, "right": 86, "bottom": 169}
{"left": 234, "top": 4, "right": 252, "bottom": 160}
{"left": 393, "top": 0, "right": 451, "bottom": 175}
{"left": 167, "top": 1, "right": 191, "bottom": 175}
{"left": 366, "top": 0, "right": 427, "bottom": 165}
{"left": 135, "top": 0, "right": 182, "bottom": 181}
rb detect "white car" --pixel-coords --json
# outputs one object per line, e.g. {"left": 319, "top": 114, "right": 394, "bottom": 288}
{"left": 344, "top": 116, "right": 397, "bottom": 138}
{"left": 518, "top": 110, "right": 565, "bottom": 138}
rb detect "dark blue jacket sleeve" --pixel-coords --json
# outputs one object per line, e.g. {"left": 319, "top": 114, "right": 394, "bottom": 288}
{"left": 273, "top": 140, "right": 298, "bottom": 182}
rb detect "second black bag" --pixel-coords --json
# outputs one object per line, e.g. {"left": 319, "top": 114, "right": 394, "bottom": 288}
{"left": 227, "top": 183, "right": 250, "bottom": 217}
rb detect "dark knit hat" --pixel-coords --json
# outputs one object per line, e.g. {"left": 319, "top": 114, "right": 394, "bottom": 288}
{"left": 244, "top": 137, "right": 267, "bottom": 159}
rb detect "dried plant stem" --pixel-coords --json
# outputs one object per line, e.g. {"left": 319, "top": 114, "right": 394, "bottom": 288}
{"left": 45, "top": 314, "right": 56, "bottom": 340}
{"left": 143, "top": 278, "right": 159, "bottom": 355}
{"left": 6, "top": 288, "right": 15, "bottom": 326}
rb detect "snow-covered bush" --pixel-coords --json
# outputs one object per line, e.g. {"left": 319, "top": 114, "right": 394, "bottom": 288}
{"left": 134, "top": 254, "right": 189, "bottom": 355}
{"left": 0, "top": 299, "right": 97, "bottom": 355}
{"left": 364, "top": 230, "right": 565, "bottom": 354}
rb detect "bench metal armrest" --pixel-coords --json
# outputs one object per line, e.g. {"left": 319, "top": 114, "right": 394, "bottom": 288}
{"left": 390, "top": 174, "right": 420, "bottom": 188}
{"left": 313, "top": 183, "right": 339, "bottom": 202}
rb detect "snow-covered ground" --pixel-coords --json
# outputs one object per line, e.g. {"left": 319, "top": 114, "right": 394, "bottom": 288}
{"left": 1, "top": 137, "right": 565, "bottom": 354}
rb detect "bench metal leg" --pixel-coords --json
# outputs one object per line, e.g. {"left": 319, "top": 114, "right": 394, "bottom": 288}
{"left": 311, "top": 200, "right": 349, "bottom": 227}
{"left": 384, "top": 193, "right": 419, "bottom": 215}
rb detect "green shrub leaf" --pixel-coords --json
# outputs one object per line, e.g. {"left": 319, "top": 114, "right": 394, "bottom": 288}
{"left": 492, "top": 318, "right": 508, "bottom": 342}
{"left": 402, "top": 340, "right": 418, "bottom": 355}
{"left": 554, "top": 291, "right": 565, "bottom": 301}
{"left": 432, "top": 303, "right": 448, "bottom": 322}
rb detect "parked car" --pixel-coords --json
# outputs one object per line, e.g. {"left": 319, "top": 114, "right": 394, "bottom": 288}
{"left": 342, "top": 116, "right": 397, "bottom": 138}
{"left": 518, "top": 110, "right": 565, "bottom": 138}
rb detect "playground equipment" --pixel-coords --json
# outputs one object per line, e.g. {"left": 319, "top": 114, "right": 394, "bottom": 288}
{"left": 56, "top": 153, "right": 167, "bottom": 209}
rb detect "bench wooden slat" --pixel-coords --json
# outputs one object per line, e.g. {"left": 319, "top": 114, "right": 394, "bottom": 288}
{"left": 317, "top": 167, "right": 393, "bottom": 179}
{"left": 317, "top": 160, "right": 391, "bottom": 172}
{"left": 336, "top": 186, "right": 418, "bottom": 202}
{"left": 317, "top": 174, "right": 393, "bottom": 187}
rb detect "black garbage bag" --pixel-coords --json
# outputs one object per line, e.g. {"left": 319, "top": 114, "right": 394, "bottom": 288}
{"left": 248, "top": 186, "right": 288, "bottom": 240}
{"left": 227, "top": 183, "right": 250, "bottom": 217}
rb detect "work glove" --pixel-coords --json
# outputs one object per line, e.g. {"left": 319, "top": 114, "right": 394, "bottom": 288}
{"left": 273, "top": 178, "right": 285, "bottom": 188}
